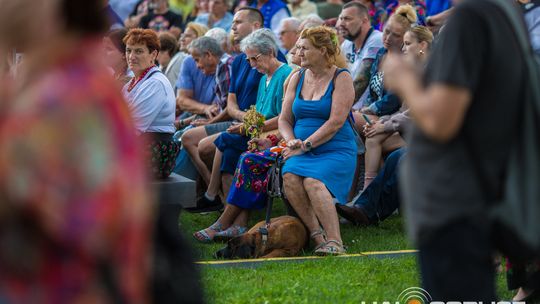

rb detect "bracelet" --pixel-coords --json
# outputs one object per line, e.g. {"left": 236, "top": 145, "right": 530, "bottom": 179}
{"left": 266, "top": 134, "right": 279, "bottom": 146}
{"left": 176, "top": 119, "right": 185, "bottom": 130}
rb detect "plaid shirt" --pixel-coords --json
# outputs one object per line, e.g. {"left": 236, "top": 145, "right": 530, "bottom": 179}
{"left": 214, "top": 53, "right": 235, "bottom": 110}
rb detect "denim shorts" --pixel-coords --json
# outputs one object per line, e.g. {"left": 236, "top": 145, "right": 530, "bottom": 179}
{"left": 204, "top": 121, "right": 233, "bottom": 135}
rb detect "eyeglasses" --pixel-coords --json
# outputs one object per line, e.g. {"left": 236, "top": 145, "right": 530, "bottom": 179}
{"left": 246, "top": 53, "right": 263, "bottom": 63}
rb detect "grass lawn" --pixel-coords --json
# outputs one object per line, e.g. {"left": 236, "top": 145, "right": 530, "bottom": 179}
{"left": 180, "top": 199, "right": 411, "bottom": 261}
{"left": 199, "top": 257, "right": 513, "bottom": 304}
{"left": 180, "top": 200, "right": 515, "bottom": 303}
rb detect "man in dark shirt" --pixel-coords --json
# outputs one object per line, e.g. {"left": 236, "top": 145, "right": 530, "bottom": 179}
{"left": 140, "top": 0, "right": 183, "bottom": 34}
{"left": 383, "top": 0, "right": 528, "bottom": 300}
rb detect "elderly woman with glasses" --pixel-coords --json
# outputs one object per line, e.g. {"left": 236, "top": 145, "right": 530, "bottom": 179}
{"left": 193, "top": 28, "right": 292, "bottom": 241}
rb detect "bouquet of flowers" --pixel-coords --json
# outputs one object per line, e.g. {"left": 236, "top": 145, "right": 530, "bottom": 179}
{"left": 243, "top": 105, "right": 265, "bottom": 150}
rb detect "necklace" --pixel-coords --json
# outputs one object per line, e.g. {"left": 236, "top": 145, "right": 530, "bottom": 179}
{"left": 307, "top": 70, "right": 331, "bottom": 86}
{"left": 127, "top": 65, "right": 154, "bottom": 92}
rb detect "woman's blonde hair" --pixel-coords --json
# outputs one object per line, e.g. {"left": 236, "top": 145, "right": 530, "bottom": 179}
{"left": 389, "top": 4, "right": 417, "bottom": 30}
{"left": 300, "top": 26, "right": 341, "bottom": 67}
{"left": 407, "top": 25, "right": 434, "bottom": 49}
{"left": 185, "top": 22, "right": 209, "bottom": 38}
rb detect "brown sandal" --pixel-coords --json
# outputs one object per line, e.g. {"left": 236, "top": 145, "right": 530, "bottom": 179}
{"left": 310, "top": 229, "right": 327, "bottom": 250}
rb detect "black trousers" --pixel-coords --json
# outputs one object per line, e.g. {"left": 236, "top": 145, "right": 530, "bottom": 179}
{"left": 418, "top": 218, "right": 497, "bottom": 301}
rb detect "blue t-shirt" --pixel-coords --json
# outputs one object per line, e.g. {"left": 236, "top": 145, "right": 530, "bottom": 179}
{"left": 194, "top": 12, "right": 234, "bottom": 32}
{"left": 427, "top": 0, "right": 451, "bottom": 16}
{"left": 229, "top": 51, "right": 287, "bottom": 111}
{"left": 176, "top": 55, "right": 217, "bottom": 105}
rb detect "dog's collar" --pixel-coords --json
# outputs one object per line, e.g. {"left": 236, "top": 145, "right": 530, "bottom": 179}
{"left": 258, "top": 225, "right": 270, "bottom": 255}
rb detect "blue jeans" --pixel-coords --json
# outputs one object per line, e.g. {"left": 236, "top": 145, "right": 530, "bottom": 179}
{"left": 172, "top": 149, "right": 198, "bottom": 180}
{"left": 353, "top": 148, "right": 406, "bottom": 223}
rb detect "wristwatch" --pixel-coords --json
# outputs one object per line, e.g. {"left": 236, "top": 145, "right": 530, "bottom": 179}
{"left": 426, "top": 16, "right": 434, "bottom": 27}
{"left": 303, "top": 140, "right": 312, "bottom": 152}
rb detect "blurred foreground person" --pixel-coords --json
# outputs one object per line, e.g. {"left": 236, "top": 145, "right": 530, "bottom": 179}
{"left": 0, "top": 0, "right": 201, "bottom": 303}
{"left": 384, "top": 0, "right": 530, "bottom": 300}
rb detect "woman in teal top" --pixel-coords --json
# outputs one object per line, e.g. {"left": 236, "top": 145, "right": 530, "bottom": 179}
{"left": 212, "top": 30, "right": 291, "bottom": 175}
{"left": 193, "top": 29, "right": 292, "bottom": 241}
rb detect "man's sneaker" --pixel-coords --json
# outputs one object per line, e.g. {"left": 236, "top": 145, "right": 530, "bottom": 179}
{"left": 185, "top": 195, "right": 223, "bottom": 213}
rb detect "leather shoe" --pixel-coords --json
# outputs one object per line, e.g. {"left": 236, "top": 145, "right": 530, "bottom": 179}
{"left": 185, "top": 195, "right": 223, "bottom": 213}
{"left": 335, "top": 204, "right": 371, "bottom": 226}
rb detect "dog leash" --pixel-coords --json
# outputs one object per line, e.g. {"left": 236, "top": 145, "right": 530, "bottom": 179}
{"left": 259, "top": 154, "right": 284, "bottom": 251}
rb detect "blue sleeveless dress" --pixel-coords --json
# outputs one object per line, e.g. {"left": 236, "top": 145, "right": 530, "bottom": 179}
{"left": 282, "top": 68, "right": 357, "bottom": 204}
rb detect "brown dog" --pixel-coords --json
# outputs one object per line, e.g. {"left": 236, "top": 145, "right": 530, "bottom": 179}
{"left": 215, "top": 216, "right": 307, "bottom": 259}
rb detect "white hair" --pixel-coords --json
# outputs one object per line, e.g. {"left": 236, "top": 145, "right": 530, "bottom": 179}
{"left": 240, "top": 28, "right": 279, "bottom": 56}
{"left": 205, "top": 27, "right": 230, "bottom": 50}
{"left": 299, "top": 14, "right": 324, "bottom": 31}
{"left": 279, "top": 17, "right": 301, "bottom": 32}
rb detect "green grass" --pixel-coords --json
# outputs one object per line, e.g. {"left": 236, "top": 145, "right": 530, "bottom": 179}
{"left": 202, "top": 256, "right": 420, "bottom": 304}
{"left": 180, "top": 199, "right": 411, "bottom": 260}
{"left": 180, "top": 201, "right": 515, "bottom": 303}
{"left": 199, "top": 257, "right": 514, "bottom": 304}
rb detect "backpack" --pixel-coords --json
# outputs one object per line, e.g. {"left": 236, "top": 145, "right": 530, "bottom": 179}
{"left": 475, "top": 0, "right": 540, "bottom": 259}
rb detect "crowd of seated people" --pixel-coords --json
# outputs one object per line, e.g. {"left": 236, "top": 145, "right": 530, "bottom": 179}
{"left": 100, "top": 0, "right": 455, "bottom": 256}
{"left": 336, "top": 24, "right": 433, "bottom": 226}
{"left": 51, "top": 0, "right": 540, "bottom": 296}
{"left": 193, "top": 28, "right": 293, "bottom": 241}
{"left": 14, "top": 0, "right": 540, "bottom": 301}
{"left": 356, "top": 4, "right": 416, "bottom": 187}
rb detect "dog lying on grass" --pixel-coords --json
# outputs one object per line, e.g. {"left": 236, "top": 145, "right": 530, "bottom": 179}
{"left": 215, "top": 216, "right": 307, "bottom": 259}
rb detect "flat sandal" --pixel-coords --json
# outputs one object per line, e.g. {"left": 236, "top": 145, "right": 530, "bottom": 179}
{"left": 310, "top": 229, "right": 327, "bottom": 250}
{"left": 314, "top": 239, "right": 346, "bottom": 256}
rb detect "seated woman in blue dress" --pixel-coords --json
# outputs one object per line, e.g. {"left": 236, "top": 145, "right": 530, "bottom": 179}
{"left": 193, "top": 29, "right": 292, "bottom": 241}
{"left": 279, "top": 26, "right": 357, "bottom": 255}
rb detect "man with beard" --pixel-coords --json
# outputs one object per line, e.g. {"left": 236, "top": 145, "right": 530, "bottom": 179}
{"left": 337, "top": 2, "right": 383, "bottom": 108}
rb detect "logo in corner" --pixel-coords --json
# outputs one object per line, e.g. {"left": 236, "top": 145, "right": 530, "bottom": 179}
{"left": 397, "top": 287, "right": 432, "bottom": 304}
